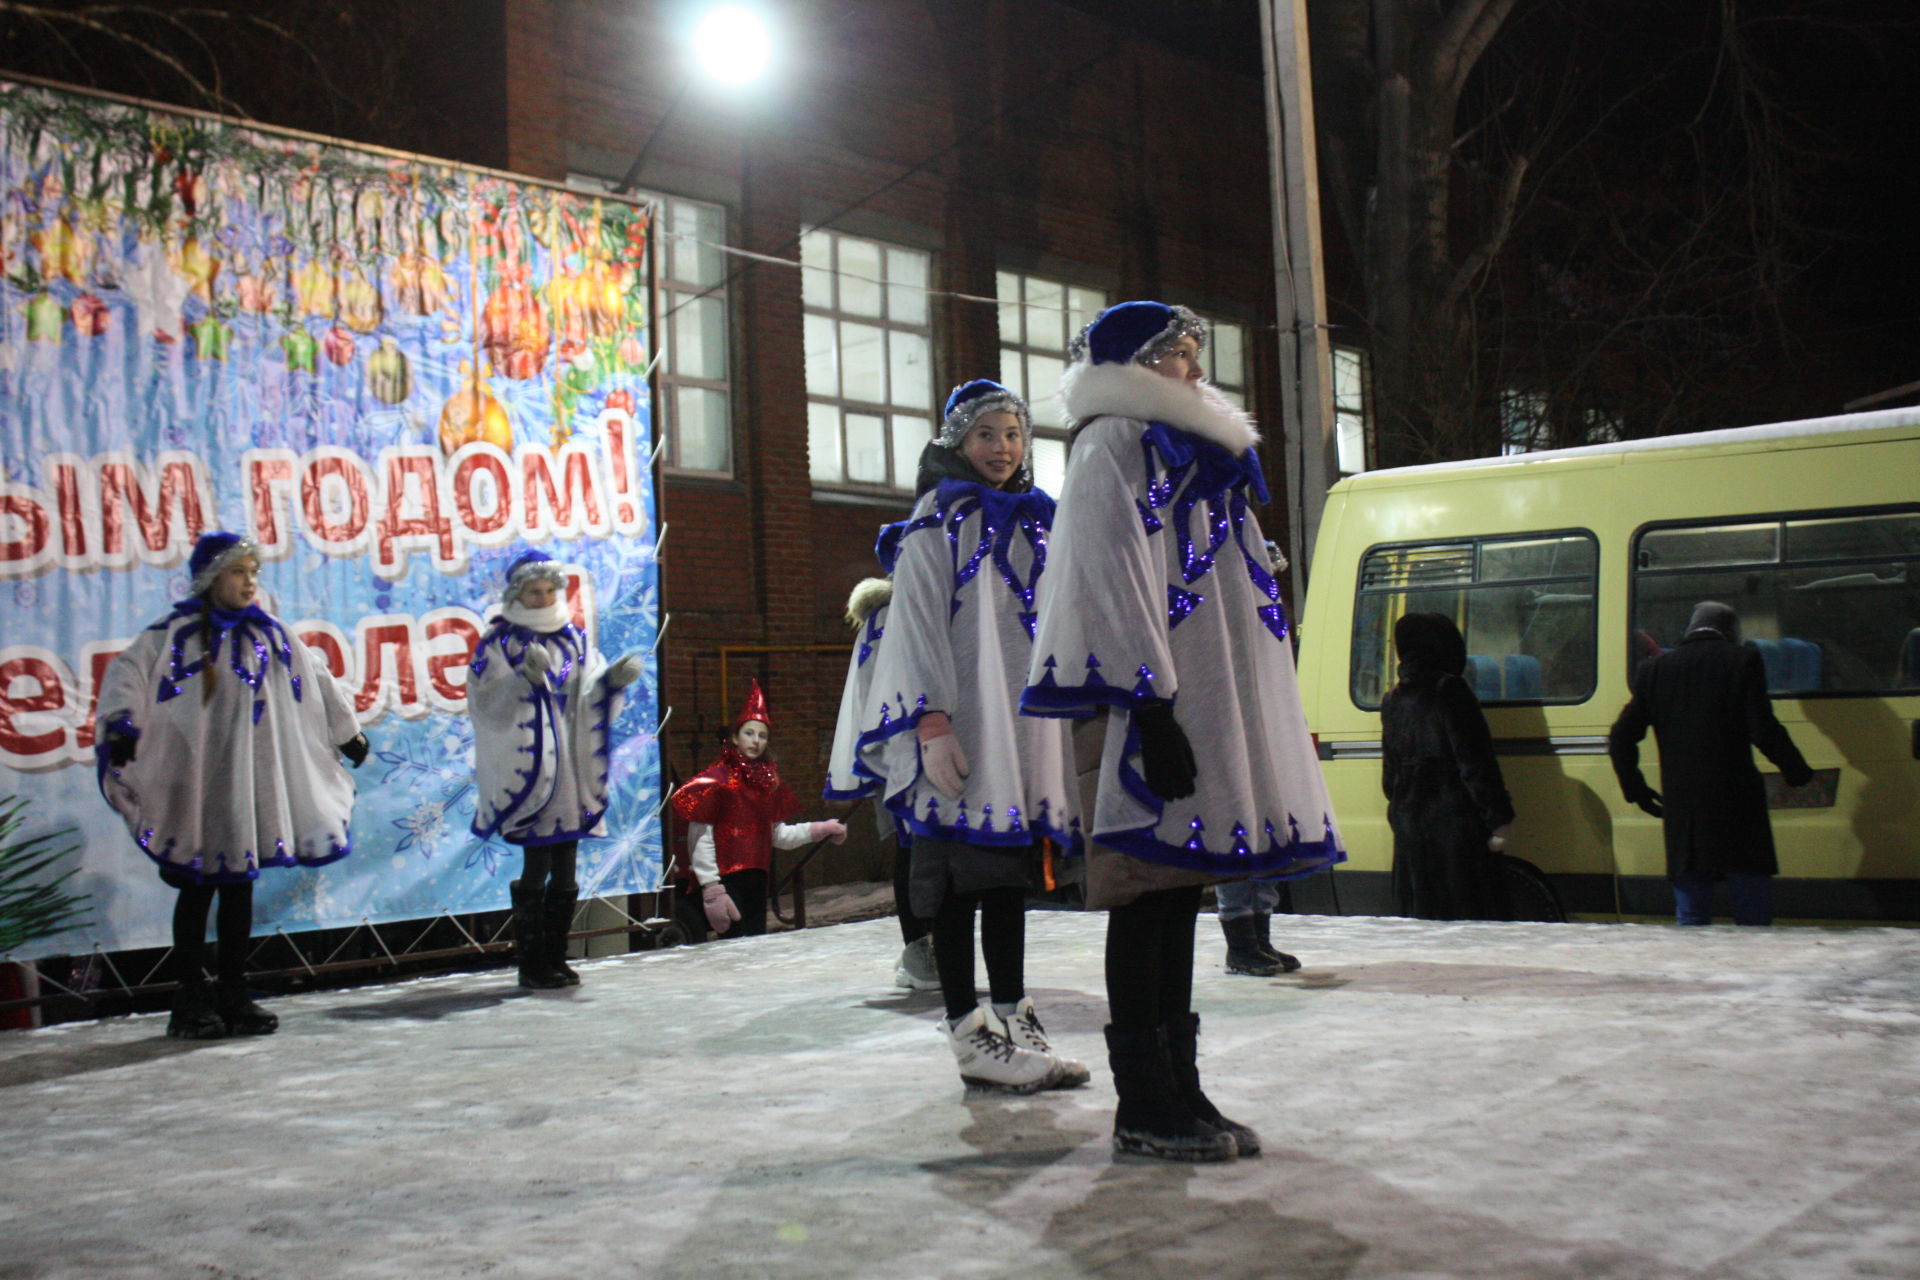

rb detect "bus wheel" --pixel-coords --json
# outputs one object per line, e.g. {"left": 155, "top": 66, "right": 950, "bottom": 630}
{"left": 1500, "top": 856, "right": 1568, "bottom": 923}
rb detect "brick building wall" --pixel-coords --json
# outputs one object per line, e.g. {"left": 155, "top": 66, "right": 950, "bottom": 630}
{"left": 501, "top": 0, "right": 1285, "bottom": 885}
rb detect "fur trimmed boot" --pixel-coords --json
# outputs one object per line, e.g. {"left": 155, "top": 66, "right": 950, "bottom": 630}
{"left": 1001, "top": 997, "right": 1089, "bottom": 1088}
{"left": 1104, "top": 1024, "right": 1235, "bottom": 1163}
{"left": 945, "top": 1006, "right": 1060, "bottom": 1094}
{"left": 215, "top": 981, "right": 279, "bottom": 1037}
{"left": 1165, "top": 1011, "right": 1260, "bottom": 1157}
{"left": 513, "top": 879, "right": 564, "bottom": 989}
{"left": 166, "top": 977, "right": 225, "bottom": 1040}
{"left": 1222, "top": 914, "right": 1282, "bottom": 976}
{"left": 543, "top": 885, "right": 581, "bottom": 987}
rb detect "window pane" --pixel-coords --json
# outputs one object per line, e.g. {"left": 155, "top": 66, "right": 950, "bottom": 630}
{"left": 1211, "top": 323, "right": 1245, "bottom": 389}
{"left": 672, "top": 293, "right": 727, "bottom": 380}
{"left": 891, "top": 414, "right": 928, "bottom": 491}
{"left": 1030, "top": 435, "right": 1067, "bottom": 496}
{"left": 1067, "top": 286, "right": 1105, "bottom": 340}
{"left": 838, "top": 237, "right": 883, "bottom": 316}
{"left": 672, "top": 200, "right": 726, "bottom": 287}
{"left": 1337, "top": 410, "right": 1367, "bottom": 474}
{"left": 1786, "top": 512, "right": 1920, "bottom": 563}
{"left": 1025, "top": 353, "right": 1066, "bottom": 426}
{"left": 1639, "top": 523, "right": 1778, "bottom": 571}
{"left": 803, "top": 313, "right": 838, "bottom": 398}
{"left": 999, "top": 348, "right": 1027, "bottom": 404}
{"left": 845, "top": 412, "right": 888, "bottom": 484}
{"left": 1332, "top": 347, "right": 1364, "bottom": 408}
{"left": 801, "top": 231, "right": 833, "bottom": 308}
{"left": 841, "top": 321, "right": 886, "bottom": 404}
{"left": 885, "top": 247, "right": 928, "bottom": 325}
{"left": 996, "top": 270, "right": 1023, "bottom": 345}
{"left": 1480, "top": 535, "right": 1596, "bottom": 583}
{"left": 808, "top": 401, "right": 842, "bottom": 482}
{"left": 888, "top": 329, "right": 931, "bottom": 409}
{"left": 1023, "top": 277, "right": 1066, "bottom": 353}
{"left": 674, "top": 386, "right": 730, "bottom": 472}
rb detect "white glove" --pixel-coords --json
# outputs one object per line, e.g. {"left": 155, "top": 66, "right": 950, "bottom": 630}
{"left": 810, "top": 820, "right": 848, "bottom": 845}
{"left": 1487, "top": 824, "right": 1512, "bottom": 854}
{"left": 606, "top": 653, "right": 643, "bottom": 689}
{"left": 702, "top": 882, "right": 741, "bottom": 936}
{"left": 521, "top": 642, "right": 552, "bottom": 683}
{"left": 918, "top": 728, "right": 970, "bottom": 801}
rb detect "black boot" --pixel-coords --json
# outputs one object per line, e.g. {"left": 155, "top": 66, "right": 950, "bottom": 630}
{"left": 1252, "top": 913, "right": 1302, "bottom": 973}
{"left": 513, "top": 879, "right": 565, "bottom": 989}
{"left": 1165, "top": 1012, "right": 1260, "bottom": 1157}
{"left": 1104, "top": 1024, "right": 1236, "bottom": 1163}
{"left": 166, "top": 978, "right": 225, "bottom": 1040}
{"left": 543, "top": 886, "right": 581, "bottom": 987}
{"left": 1222, "top": 914, "right": 1282, "bottom": 976}
{"left": 215, "top": 981, "right": 279, "bottom": 1036}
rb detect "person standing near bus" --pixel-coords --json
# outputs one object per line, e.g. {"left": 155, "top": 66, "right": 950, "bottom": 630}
{"left": 1608, "top": 601, "right": 1814, "bottom": 926}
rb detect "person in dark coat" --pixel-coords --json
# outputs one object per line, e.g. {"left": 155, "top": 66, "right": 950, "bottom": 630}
{"left": 1608, "top": 601, "right": 1813, "bottom": 926}
{"left": 1381, "top": 613, "right": 1516, "bottom": 920}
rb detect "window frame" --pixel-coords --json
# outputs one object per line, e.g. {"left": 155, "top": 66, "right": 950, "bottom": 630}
{"left": 1627, "top": 502, "right": 1920, "bottom": 700}
{"left": 803, "top": 226, "right": 937, "bottom": 496}
{"left": 996, "top": 269, "right": 1108, "bottom": 497}
{"left": 1350, "top": 527, "right": 1603, "bottom": 711}
{"left": 1331, "top": 344, "right": 1373, "bottom": 475}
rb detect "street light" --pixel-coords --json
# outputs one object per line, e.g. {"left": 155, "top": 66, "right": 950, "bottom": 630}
{"left": 615, "top": 2, "right": 777, "bottom": 194}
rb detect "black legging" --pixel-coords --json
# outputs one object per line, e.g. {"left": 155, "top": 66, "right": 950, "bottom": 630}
{"left": 932, "top": 882, "right": 1026, "bottom": 1022}
{"left": 521, "top": 841, "right": 579, "bottom": 896}
{"left": 1104, "top": 884, "right": 1203, "bottom": 1030}
{"left": 171, "top": 880, "right": 254, "bottom": 986}
{"left": 894, "top": 846, "right": 929, "bottom": 945}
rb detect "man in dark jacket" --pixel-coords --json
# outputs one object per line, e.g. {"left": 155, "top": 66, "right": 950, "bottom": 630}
{"left": 1609, "top": 601, "right": 1814, "bottom": 925}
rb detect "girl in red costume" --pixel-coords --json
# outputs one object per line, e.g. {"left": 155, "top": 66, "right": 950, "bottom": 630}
{"left": 671, "top": 681, "right": 847, "bottom": 939}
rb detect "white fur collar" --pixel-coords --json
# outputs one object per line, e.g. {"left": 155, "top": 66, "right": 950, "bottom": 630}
{"left": 845, "top": 577, "right": 893, "bottom": 626}
{"left": 504, "top": 599, "right": 570, "bottom": 633}
{"left": 1058, "top": 361, "right": 1260, "bottom": 456}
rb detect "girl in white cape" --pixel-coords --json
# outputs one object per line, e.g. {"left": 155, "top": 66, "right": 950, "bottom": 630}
{"left": 96, "top": 531, "right": 367, "bottom": 1039}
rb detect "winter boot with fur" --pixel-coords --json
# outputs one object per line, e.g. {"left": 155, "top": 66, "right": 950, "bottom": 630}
{"left": 1222, "top": 914, "right": 1282, "bottom": 976}
{"left": 1165, "top": 1011, "right": 1259, "bottom": 1157}
{"left": 894, "top": 934, "right": 939, "bottom": 991}
{"left": 216, "top": 981, "right": 279, "bottom": 1037}
{"left": 945, "top": 1005, "right": 1061, "bottom": 1094}
{"left": 543, "top": 885, "right": 581, "bottom": 987}
{"left": 166, "top": 977, "right": 226, "bottom": 1040}
{"left": 1252, "top": 913, "right": 1302, "bottom": 973}
{"left": 1001, "top": 996, "right": 1089, "bottom": 1088}
{"left": 513, "top": 879, "right": 565, "bottom": 989}
{"left": 1104, "top": 1024, "right": 1236, "bottom": 1163}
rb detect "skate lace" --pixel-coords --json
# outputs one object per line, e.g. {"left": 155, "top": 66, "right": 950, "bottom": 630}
{"left": 968, "top": 1025, "right": 1018, "bottom": 1064}
{"left": 1013, "top": 1006, "right": 1050, "bottom": 1050}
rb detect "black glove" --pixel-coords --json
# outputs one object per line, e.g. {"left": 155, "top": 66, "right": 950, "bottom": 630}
{"left": 1784, "top": 765, "right": 1814, "bottom": 789}
{"left": 1133, "top": 701, "right": 1197, "bottom": 800}
{"left": 104, "top": 726, "right": 139, "bottom": 767}
{"left": 339, "top": 733, "right": 370, "bottom": 768}
{"left": 1629, "top": 786, "right": 1664, "bottom": 819}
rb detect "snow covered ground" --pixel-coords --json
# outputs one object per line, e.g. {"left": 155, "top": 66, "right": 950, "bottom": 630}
{"left": 2, "top": 911, "right": 1917, "bottom": 1279}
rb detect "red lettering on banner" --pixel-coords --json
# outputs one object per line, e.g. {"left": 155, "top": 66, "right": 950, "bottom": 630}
{"left": 97, "top": 452, "right": 210, "bottom": 563}
{"left": 522, "top": 444, "right": 608, "bottom": 537}
{"left": 298, "top": 624, "right": 351, "bottom": 682}
{"left": 0, "top": 487, "right": 53, "bottom": 574}
{"left": 374, "top": 449, "right": 456, "bottom": 575}
{"left": 300, "top": 449, "right": 374, "bottom": 550}
{"left": 245, "top": 450, "right": 298, "bottom": 558}
{"left": 0, "top": 651, "right": 68, "bottom": 764}
{"left": 54, "top": 461, "right": 89, "bottom": 560}
{"left": 451, "top": 446, "right": 514, "bottom": 539}
{"left": 422, "top": 609, "right": 484, "bottom": 710}
{"left": 72, "top": 642, "right": 126, "bottom": 752}
{"left": 354, "top": 617, "right": 422, "bottom": 718}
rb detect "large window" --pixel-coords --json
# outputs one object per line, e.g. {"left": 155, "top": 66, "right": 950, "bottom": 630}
{"left": 803, "top": 229, "right": 934, "bottom": 492}
{"left": 1630, "top": 507, "right": 1920, "bottom": 696}
{"left": 1351, "top": 532, "right": 1600, "bottom": 709}
{"left": 1332, "top": 345, "right": 1371, "bottom": 475}
{"left": 1205, "top": 321, "right": 1249, "bottom": 408}
{"left": 996, "top": 271, "right": 1106, "bottom": 495}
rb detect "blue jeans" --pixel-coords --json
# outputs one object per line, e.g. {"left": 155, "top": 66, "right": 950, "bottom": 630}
{"left": 1671, "top": 873, "right": 1772, "bottom": 926}
{"left": 1216, "top": 878, "right": 1280, "bottom": 921}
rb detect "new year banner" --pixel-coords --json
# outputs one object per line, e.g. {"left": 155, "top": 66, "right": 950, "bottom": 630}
{"left": 0, "top": 81, "right": 663, "bottom": 963}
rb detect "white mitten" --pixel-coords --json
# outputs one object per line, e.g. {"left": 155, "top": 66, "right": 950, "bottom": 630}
{"left": 809, "top": 820, "right": 848, "bottom": 845}
{"left": 1487, "top": 824, "right": 1512, "bottom": 854}
{"left": 606, "top": 653, "right": 644, "bottom": 688}
{"left": 521, "top": 642, "right": 552, "bottom": 683}
{"left": 702, "top": 882, "right": 741, "bottom": 935}
{"left": 918, "top": 731, "right": 970, "bottom": 801}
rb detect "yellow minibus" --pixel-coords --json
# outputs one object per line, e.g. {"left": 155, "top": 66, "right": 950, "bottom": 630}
{"left": 1294, "top": 408, "right": 1920, "bottom": 922}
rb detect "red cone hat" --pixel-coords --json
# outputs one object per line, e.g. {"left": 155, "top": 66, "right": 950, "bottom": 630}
{"left": 733, "top": 678, "right": 772, "bottom": 733}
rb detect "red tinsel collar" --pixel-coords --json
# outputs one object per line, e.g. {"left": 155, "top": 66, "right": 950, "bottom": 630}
{"left": 720, "top": 744, "right": 783, "bottom": 794}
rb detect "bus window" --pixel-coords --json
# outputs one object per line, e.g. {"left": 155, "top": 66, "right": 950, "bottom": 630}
{"left": 1351, "top": 532, "right": 1599, "bottom": 710}
{"left": 1630, "top": 507, "right": 1920, "bottom": 696}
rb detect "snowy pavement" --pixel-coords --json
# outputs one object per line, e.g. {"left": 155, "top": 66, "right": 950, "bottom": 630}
{"left": 2, "top": 912, "right": 1917, "bottom": 1279}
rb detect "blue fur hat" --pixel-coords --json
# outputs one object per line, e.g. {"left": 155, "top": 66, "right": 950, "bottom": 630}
{"left": 188, "top": 531, "right": 259, "bottom": 596}
{"left": 936, "top": 379, "right": 1031, "bottom": 447}
{"left": 1071, "top": 300, "right": 1208, "bottom": 367}
{"left": 503, "top": 549, "right": 570, "bottom": 602}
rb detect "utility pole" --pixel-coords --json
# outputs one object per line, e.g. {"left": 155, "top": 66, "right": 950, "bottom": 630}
{"left": 1258, "top": 0, "right": 1337, "bottom": 611}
